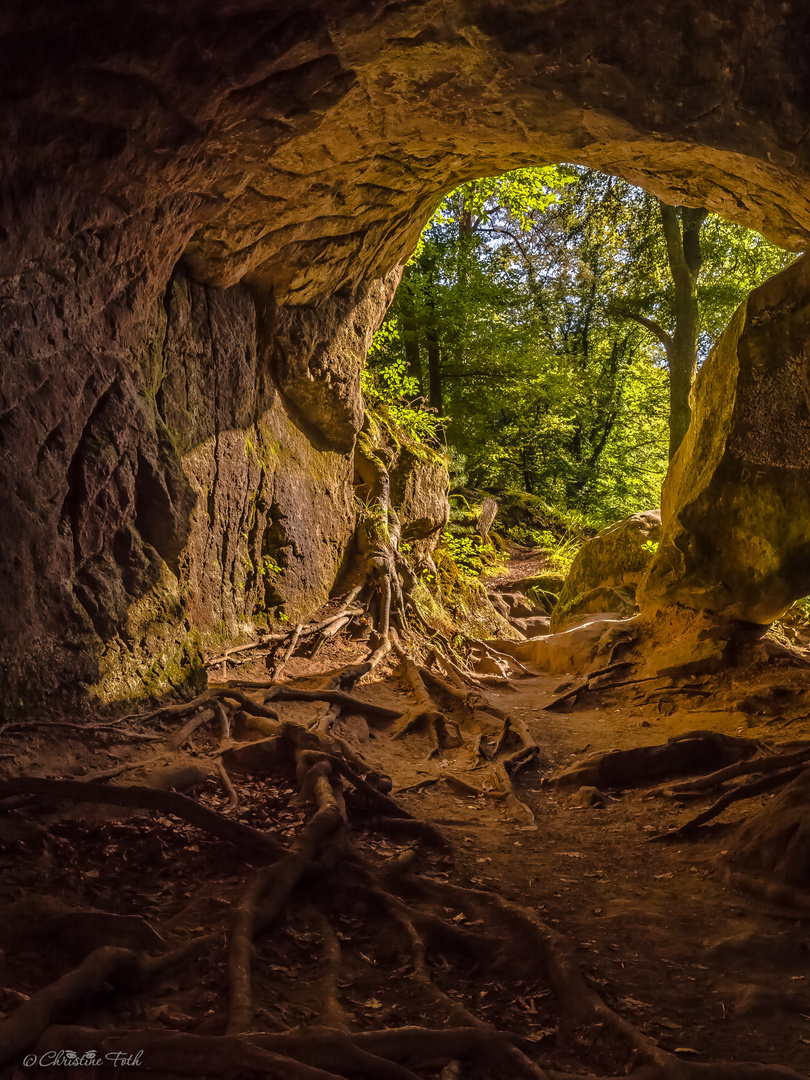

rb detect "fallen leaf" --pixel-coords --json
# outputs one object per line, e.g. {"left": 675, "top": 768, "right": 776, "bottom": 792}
{"left": 525, "top": 1028, "right": 556, "bottom": 1042}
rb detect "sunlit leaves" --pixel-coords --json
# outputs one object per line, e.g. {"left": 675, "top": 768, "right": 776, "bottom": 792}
{"left": 367, "top": 166, "right": 793, "bottom": 526}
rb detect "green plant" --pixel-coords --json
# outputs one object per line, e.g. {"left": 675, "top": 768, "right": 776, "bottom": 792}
{"left": 641, "top": 540, "right": 659, "bottom": 556}
{"left": 261, "top": 556, "right": 281, "bottom": 577}
{"left": 533, "top": 529, "right": 558, "bottom": 549}
{"left": 361, "top": 364, "right": 447, "bottom": 446}
{"left": 546, "top": 530, "right": 582, "bottom": 573}
{"left": 526, "top": 585, "right": 558, "bottom": 613}
{"left": 439, "top": 531, "right": 483, "bottom": 577}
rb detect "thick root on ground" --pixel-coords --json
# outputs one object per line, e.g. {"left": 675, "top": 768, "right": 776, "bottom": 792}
{"left": 0, "top": 665, "right": 802, "bottom": 1080}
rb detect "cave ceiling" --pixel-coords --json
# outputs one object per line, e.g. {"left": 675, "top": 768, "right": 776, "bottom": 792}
{"left": 2, "top": 0, "right": 810, "bottom": 307}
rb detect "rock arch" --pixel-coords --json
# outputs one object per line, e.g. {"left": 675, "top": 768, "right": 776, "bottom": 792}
{"left": 2, "top": 0, "right": 810, "bottom": 709}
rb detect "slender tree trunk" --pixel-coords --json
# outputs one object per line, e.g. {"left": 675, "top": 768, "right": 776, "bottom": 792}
{"left": 417, "top": 254, "right": 443, "bottom": 414}
{"left": 658, "top": 201, "right": 708, "bottom": 458}
{"left": 399, "top": 271, "right": 423, "bottom": 397}
{"left": 426, "top": 319, "right": 442, "bottom": 414}
{"left": 521, "top": 447, "right": 534, "bottom": 494}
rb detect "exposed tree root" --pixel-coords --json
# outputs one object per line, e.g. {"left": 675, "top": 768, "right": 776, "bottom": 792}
{"left": 266, "top": 686, "right": 403, "bottom": 721}
{"left": 654, "top": 744, "right": 810, "bottom": 800}
{"left": 669, "top": 765, "right": 810, "bottom": 837}
{"left": 3, "top": 623, "right": 805, "bottom": 1080}
{"left": 391, "top": 639, "right": 450, "bottom": 759}
{"left": 553, "top": 732, "right": 759, "bottom": 791}
{"left": 0, "top": 947, "right": 143, "bottom": 1068}
{"left": 3, "top": 707, "right": 801, "bottom": 1080}
{"left": 0, "top": 777, "right": 283, "bottom": 856}
{"left": 216, "top": 761, "right": 239, "bottom": 807}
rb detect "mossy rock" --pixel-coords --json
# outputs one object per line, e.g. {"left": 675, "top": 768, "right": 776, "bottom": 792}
{"left": 525, "top": 587, "right": 560, "bottom": 616}
{"left": 551, "top": 510, "right": 661, "bottom": 631}
{"left": 519, "top": 570, "right": 567, "bottom": 594}
{"left": 640, "top": 256, "right": 810, "bottom": 625}
{"left": 495, "top": 490, "right": 560, "bottom": 533}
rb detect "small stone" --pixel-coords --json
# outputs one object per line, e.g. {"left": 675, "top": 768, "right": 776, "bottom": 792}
{"left": 572, "top": 785, "right": 607, "bottom": 809}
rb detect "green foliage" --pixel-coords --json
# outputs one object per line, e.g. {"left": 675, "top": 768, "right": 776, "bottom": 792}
{"left": 439, "top": 530, "right": 484, "bottom": 577}
{"left": 641, "top": 540, "right": 659, "bottom": 556}
{"left": 369, "top": 165, "right": 793, "bottom": 526}
{"left": 361, "top": 355, "right": 445, "bottom": 445}
{"left": 545, "top": 531, "right": 582, "bottom": 574}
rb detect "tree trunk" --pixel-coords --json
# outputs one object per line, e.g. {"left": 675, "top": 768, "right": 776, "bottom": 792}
{"left": 426, "top": 325, "right": 442, "bottom": 414}
{"left": 399, "top": 277, "right": 424, "bottom": 397}
{"left": 658, "top": 201, "right": 708, "bottom": 458}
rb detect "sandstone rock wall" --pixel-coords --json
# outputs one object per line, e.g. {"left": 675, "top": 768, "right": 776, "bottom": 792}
{"left": 0, "top": 262, "right": 396, "bottom": 713}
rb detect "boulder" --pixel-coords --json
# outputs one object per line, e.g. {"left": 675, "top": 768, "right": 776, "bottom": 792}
{"left": 640, "top": 254, "right": 810, "bottom": 627}
{"left": 490, "top": 613, "right": 632, "bottom": 675}
{"left": 552, "top": 511, "right": 662, "bottom": 631}
{"left": 515, "top": 571, "right": 567, "bottom": 594}
{"left": 390, "top": 443, "right": 450, "bottom": 561}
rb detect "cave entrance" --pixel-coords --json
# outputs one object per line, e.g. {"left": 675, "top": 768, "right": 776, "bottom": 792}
{"left": 4, "top": 5, "right": 810, "bottom": 1076}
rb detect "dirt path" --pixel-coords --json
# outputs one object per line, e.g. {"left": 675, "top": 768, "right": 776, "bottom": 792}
{"left": 446, "top": 672, "right": 810, "bottom": 1074}
{"left": 1, "top": 633, "right": 809, "bottom": 1078}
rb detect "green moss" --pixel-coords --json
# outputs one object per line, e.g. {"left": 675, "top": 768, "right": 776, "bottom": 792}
{"left": 137, "top": 631, "right": 206, "bottom": 700}
{"left": 525, "top": 570, "right": 567, "bottom": 594}
{"left": 365, "top": 401, "right": 447, "bottom": 467}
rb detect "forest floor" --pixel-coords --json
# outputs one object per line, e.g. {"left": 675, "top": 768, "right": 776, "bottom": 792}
{"left": 2, "top": 568, "right": 810, "bottom": 1078}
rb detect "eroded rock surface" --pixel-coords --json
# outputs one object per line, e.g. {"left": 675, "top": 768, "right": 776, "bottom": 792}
{"left": 0, "top": 264, "right": 366, "bottom": 711}
{"left": 639, "top": 255, "right": 810, "bottom": 626}
{"left": 389, "top": 443, "right": 450, "bottom": 561}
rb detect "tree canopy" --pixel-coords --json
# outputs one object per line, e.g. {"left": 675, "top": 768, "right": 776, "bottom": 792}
{"left": 364, "top": 166, "right": 793, "bottom": 527}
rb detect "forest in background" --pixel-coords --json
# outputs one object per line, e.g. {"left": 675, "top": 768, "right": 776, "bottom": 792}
{"left": 364, "top": 166, "right": 794, "bottom": 530}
